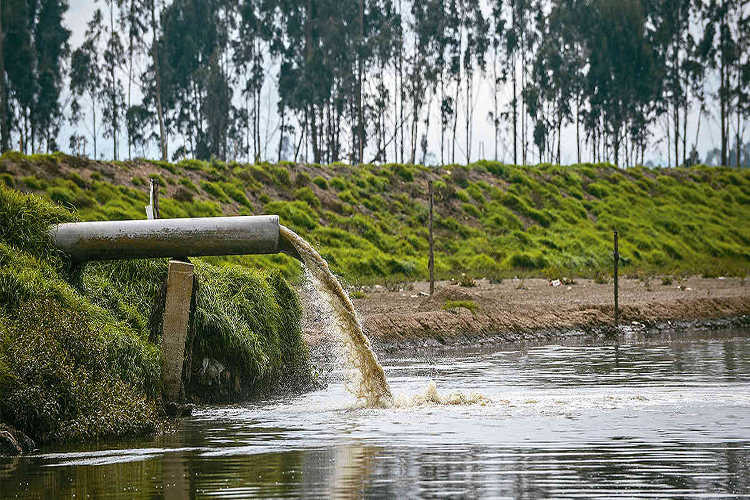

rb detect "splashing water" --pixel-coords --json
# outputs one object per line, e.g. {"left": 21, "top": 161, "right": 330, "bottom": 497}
{"left": 280, "top": 225, "right": 393, "bottom": 407}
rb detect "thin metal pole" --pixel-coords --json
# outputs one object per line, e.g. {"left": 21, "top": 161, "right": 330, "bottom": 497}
{"left": 614, "top": 230, "right": 619, "bottom": 326}
{"left": 428, "top": 180, "right": 435, "bottom": 296}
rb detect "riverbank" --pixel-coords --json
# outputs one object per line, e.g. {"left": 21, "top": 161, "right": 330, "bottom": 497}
{"left": 304, "top": 277, "right": 749, "bottom": 351}
{"left": 0, "top": 186, "right": 312, "bottom": 451}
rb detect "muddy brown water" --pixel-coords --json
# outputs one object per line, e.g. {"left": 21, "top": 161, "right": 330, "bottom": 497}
{"left": 2, "top": 328, "right": 750, "bottom": 498}
{"left": 280, "top": 225, "right": 392, "bottom": 407}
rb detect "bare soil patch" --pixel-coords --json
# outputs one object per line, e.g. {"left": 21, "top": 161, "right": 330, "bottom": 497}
{"left": 304, "top": 277, "right": 749, "bottom": 350}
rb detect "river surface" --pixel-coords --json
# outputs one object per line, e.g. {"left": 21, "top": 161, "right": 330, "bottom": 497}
{"left": 2, "top": 329, "right": 750, "bottom": 498}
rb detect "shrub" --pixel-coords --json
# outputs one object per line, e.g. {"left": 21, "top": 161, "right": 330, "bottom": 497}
{"left": 462, "top": 203, "right": 482, "bottom": 218}
{"left": 442, "top": 300, "right": 478, "bottom": 313}
{"left": 293, "top": 186, "right": 321, "bottom": 208}
{"left": 200, "top": 181, "right": 231, "bottom": 203}
{"left": 330, "top": 177, "right": 347, "bottom": 190}
{"left": 221, "top": 182, "right": 252, "bottom": 208}
{"left": 264, "top": 200, "right": 318, "bottom": 231}
{"left": 179, "top": 177, "right": 198, "bottom": 191}
{"left": 250, "top": 165, "right": 273, "bottom": 184}
{"left": 269, "top": 165, "right": 291, "bottom": 186}
{"left": 505, "top": 252, "right": 548, "bottom": 270}
{"left": 451, "top": 167, "right": 469, "bottom": 188}
{"left": 0, "top": 173, "right": 15, "bottom": 188}
{"left": 312, "top": 176, "right": 329, "bottom": 189}
{"left": 456, "top": 189, "right": 471, "bottom": 202}
{"left": 467, "top": 184, "right": 484, "bottom": 202}
{"left": 294, "top": 171, "right": 311, "bottom": 187}
{"left": 47, "top": 186, "right": 76, "bottom": 206}
{"left": 174, "top": 186, "right": 194, "bottom": 202}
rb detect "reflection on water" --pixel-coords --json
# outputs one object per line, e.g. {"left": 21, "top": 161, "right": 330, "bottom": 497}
{"left": 2, "top": 329, "right": 750, "bottom": 498}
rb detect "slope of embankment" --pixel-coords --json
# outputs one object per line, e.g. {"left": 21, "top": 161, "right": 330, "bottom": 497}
{"left": 0, "top": 185, "right": 311, "bottom": 449}
{"left": 2, "top": 152, "right": 748, "bottom": 284}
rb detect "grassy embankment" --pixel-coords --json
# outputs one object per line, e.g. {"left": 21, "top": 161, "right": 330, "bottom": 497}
{"left": 2, "top": 151, "right": 748, "bottom": 285}
{"left": 0, "top": 182, "right": 310, "bottom": 445}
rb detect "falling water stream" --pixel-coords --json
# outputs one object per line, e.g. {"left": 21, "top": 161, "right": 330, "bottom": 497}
{"left": 280, "top": 225, "right": 393, "bottom": 407}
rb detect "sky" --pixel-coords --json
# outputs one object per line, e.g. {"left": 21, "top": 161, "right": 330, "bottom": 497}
{"left": 61, "top": 0, "right": 732, "bottom": 166}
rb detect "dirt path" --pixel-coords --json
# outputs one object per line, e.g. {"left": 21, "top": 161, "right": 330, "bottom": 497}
{"left": 305, "top": 277, "right": 749, "bottom": 350}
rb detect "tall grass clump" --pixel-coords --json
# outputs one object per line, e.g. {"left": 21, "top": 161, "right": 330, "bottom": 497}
{"left": 0, "top": 185, "right": 312, "bottom": 443}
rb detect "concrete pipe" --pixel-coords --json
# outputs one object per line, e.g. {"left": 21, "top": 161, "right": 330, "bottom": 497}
{"left": 51, "top": 215, "right": 301, "bottom": 262}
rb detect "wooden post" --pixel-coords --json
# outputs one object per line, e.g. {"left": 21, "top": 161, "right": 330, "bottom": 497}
{"left": 614, "top": 230, "right": 619, "bottom": 326}
{"left": 161, "top": 260, "right": 194, "bottom": 402}
{"left": 147, "top": 177, "right": 161, "bottom": 220}
{"left": 428, "top": 180, "right": 435, "bottom": 295}
{"left": 152, "top": 178, "right": 160, "bottom": 219}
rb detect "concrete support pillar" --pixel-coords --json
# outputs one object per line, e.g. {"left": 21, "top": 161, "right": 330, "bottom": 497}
{"left": 161, "top": 259, "right": 194, "bottom": 401}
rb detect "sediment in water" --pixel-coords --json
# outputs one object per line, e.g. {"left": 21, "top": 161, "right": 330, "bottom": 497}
{"left": 280, "top": 225, "right": 393, "bottom": 407}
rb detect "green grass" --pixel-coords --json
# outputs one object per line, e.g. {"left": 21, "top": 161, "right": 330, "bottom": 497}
{"left": 0, "top": 184, "right": 311, "bottom": 443}
{"left": 2, "top": 152, "right": 748, "bottom": 286}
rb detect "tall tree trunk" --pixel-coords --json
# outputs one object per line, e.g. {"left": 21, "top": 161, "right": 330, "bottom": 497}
{"left": 127, "top": 0, "right": 135, "bottom": 160}
{"left": 511, "top": 0, "right": 517, "bottom": 166}
{"left": 398, "top": 0, "right": 404, "bottom": 163}
{"left": 151, "top": 0, "right": 167, "bottom": 161}
{"left": 521, "top": 50, "right": 528, "bottom": 165}
{"left": 738, "top": 108, "right": 742, "bottom": 168}
{"left": 576, "top": 101, "right": 581, "bottom": 165}
{"left": 465, "top": 71, "right": 472, "bottom": 163}
{"left": 92, "top": 93, "right": 97, "bottom": 159}
{"left": 310, "top": 104, "right": 320, "bottom": 163}
{"left": 0, "top": 2, "right": 8, "bottom": 152}
{"left": 557, "top": 114, "right": 562, "bottom": 165}
{"left": 720, "top": 33, "right": 727, "bottom": 166}
{"left": 109, "top": 4, "right": 117, "bottom": 161}
{"left": 512, "top": 54, "right": 517, "bottom": 165}
{"left": 357, "top": 0, "right": 364, "bottom": 163}
{"left": 493, "top": 44, "right": 498, "bottom": 161}
{"left": 666, "top": 116, "right": 671, "bottom": 167}
{"left": 440, "top": 77, "right": 445, "bottom": 165}
{"left": 278, "top": 105, "right": 285, "bottom": 162}
{"left": 672, "top": 23, "right": 679, "bottom": 167}
{"left": 451, "top": 71, "right": 460, "bottom": 163}
{"left": 673, "top": 103, "right": 679, "bottom": 166}
{"left": 682, "top": 86, "right": 688, "bottom": 166}
{"left": 422, "top": 90, "right": 433, "bottom": 164}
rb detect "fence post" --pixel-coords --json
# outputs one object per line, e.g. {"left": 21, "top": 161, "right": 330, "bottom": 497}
{"left": 152, "top": 178, "right": 160, "bottom": 219}
{"left": 428, "top": 180, "right": 435, "bottom": 295}
{"left": 614, "top": 230, "right": 619, "bottom": 326}
{"left": 147, "top": 177, "right": 161, "bottom": 219}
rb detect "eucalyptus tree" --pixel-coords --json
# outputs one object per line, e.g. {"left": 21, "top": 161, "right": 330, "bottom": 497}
{"left": 582, "top": 0, "right": 659, "bottom": 166}
{"left": 0, "top": 1, "right": 6, "bottom": 151}
{"left": 462, "top": 1, "right": 489, "bottom": 163}
{"left": 70, "top": 10, "right": 104, "bottom": 159}
{"left": 408, "top": 0, "right": 442, "bottom": 164}
{"left": 120, "top": 0, "right": 147, "bottom": 159}
{"left": 143, "top": 0, "right": 168, "bottom": 161}
{"left": 100, "top": 0, "right": 125, "bottom": 160}
{"left": 489, "top": 0, "right": 507, "bottom": 161}
{"left": 233, "top": 0, "right": 271, "bottom": 162}
{"left": 0, "top": 0, "right": 36, "bottom": 152}
{"left": 699, "top": 0, "right": 747, "bottom": 167}
{"left": 505, "top": 0, "right": 534, "bottom": 164}
{"left": 3, "top": 0, "right": 36, "bottom": 153}
{"left": 160, "top": 0, "right": 234, "bottom": 160}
